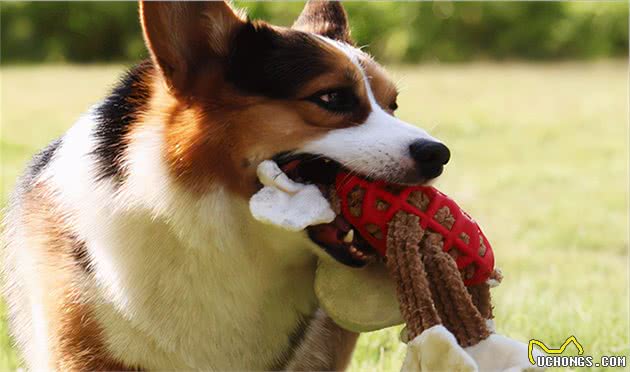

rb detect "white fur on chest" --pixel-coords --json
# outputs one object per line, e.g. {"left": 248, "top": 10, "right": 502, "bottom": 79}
{"left": 44, "top": 111, "right": 319, "bottom": 369}
{"left": 91, "top": 206, "right": 318, "bottom": 370}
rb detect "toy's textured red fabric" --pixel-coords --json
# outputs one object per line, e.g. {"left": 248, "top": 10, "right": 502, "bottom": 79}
{"left": 335, "top": 172, "right": 494, "bottom": 286}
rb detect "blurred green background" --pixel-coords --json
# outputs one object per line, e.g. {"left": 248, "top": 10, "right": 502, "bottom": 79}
{"left": 1, "top": 1, "right": 629, "bottom": 371}
{"left": 1, "top": 2, "right": 628, "bottom": 64}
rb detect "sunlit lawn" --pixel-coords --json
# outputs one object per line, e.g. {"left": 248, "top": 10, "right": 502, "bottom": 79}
{"left": 1, "top": 61, "right": 628, "bottom": 370}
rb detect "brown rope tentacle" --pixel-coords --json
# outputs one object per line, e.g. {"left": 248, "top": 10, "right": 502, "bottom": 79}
{"left": 420, "top": 234, "right": 468, "bottom": 340}
{"left": 467, "top": 283, "right": 493, "bottom": 320}
{"left": 385, "top": 214, "right": 420, "bottom": 333}
{"left": 432, "top": 233, "right": 490, "bottom": 345}
{"left": 404, "top": 236, "right": 439, "bottom": 332}
{"left": 396, "top": 233, "right": 422, "bottom": 333}
{"left": 420, "top": 232, "right": 489, "bottom": 346}
{"left": 386, "top": 212, "right": 441, "bottom": 340}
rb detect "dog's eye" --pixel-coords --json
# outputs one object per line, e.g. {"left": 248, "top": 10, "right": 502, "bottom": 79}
{"left": 309, "top": 88, "right": 358, "bottom": 113}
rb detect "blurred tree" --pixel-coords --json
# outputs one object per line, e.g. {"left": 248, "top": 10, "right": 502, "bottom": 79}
{"left": 0, "top": 1, "right": 627, "bottom": 64}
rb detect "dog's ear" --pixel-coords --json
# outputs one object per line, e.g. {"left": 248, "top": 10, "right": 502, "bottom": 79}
{"left": 140, "top": 0, "right": 245, "bottom": 95}
{"left": 292, "top": 1, "right": 352, "bottom": 43}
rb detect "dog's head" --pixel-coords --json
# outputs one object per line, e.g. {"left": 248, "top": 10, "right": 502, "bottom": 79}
{"left": 140, "top": 1, "right": 450, "bottom": 265}
{"left": 141, "top": 1, "right": 449, "bottom": 194}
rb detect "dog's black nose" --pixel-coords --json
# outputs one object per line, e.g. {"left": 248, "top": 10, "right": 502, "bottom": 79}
{"left": 409, "top": 140, "right": 451, "bottom": 179}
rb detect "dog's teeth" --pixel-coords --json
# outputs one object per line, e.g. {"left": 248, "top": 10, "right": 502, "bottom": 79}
{"left": 343, "top": 229, "right": 354, "bottom": 243}
{"left": 348, "top": 245, "right": 366, "bottom": 260}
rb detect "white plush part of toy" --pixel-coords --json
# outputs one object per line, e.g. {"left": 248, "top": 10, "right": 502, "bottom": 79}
{"left": 249, "top": 160, "right": 335, "bottom": 231}
{"left": 464, "top": 333, "right": 545, "bottom": 372}
{"left": 486, "top": 267, "right": 503, "bottom": 288}
{"left": 402, "top": 324, "right": 545, "bottom": 372}
{"left": 486, "top": 318, "right": 497, "bottom": 333}
{"left": 402, "top": 325, "right": 477, "bottom": 372}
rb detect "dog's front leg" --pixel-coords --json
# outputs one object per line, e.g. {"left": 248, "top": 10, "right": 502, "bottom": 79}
{"left": 284, "top": 309, "right": 359, "bottom": 371}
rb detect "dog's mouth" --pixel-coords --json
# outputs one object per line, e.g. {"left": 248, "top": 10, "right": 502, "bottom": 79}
{"left": 272, "top": 153, "right": 378, "bottom": 267}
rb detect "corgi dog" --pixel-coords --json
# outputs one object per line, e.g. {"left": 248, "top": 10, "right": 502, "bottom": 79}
{"left": 2, "top": 1, "right": 450, "bottom": 370}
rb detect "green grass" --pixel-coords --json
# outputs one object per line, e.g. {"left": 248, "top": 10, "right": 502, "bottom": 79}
{"left": 1, "top": 62, "right": 628, "bottom": 370}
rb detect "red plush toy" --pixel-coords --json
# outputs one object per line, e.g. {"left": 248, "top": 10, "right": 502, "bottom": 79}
{"left": 335, "top": 172, "right": 494, "bottom": 286}
{"left": 332, "top": 171, "right": 500, "bottom": 346}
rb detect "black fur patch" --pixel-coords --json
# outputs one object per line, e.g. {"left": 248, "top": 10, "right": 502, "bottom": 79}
{"left": 226, "top": 23, "right": 333, "bottom": 99}
{"left": 92, "top": 60, "right": 153, "bottom": 183}
{"left": 268, "top": 311, "right": 314, "bottom": 370}
{"left": 17, "top": 137, "right": 62, "bottom": 193}
{"left": 70, "top": 238, "right": 93, "bottom": 275}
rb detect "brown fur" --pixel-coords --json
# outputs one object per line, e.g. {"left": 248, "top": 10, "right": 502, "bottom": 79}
{"left": 361, "top": 58, "right": 399, "bottom": 113}
{"left": 20, "top": 184, "right": 138, "bottom": 370}
{"left": 157, "top": 81, "right": 367, "bottom": 196}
